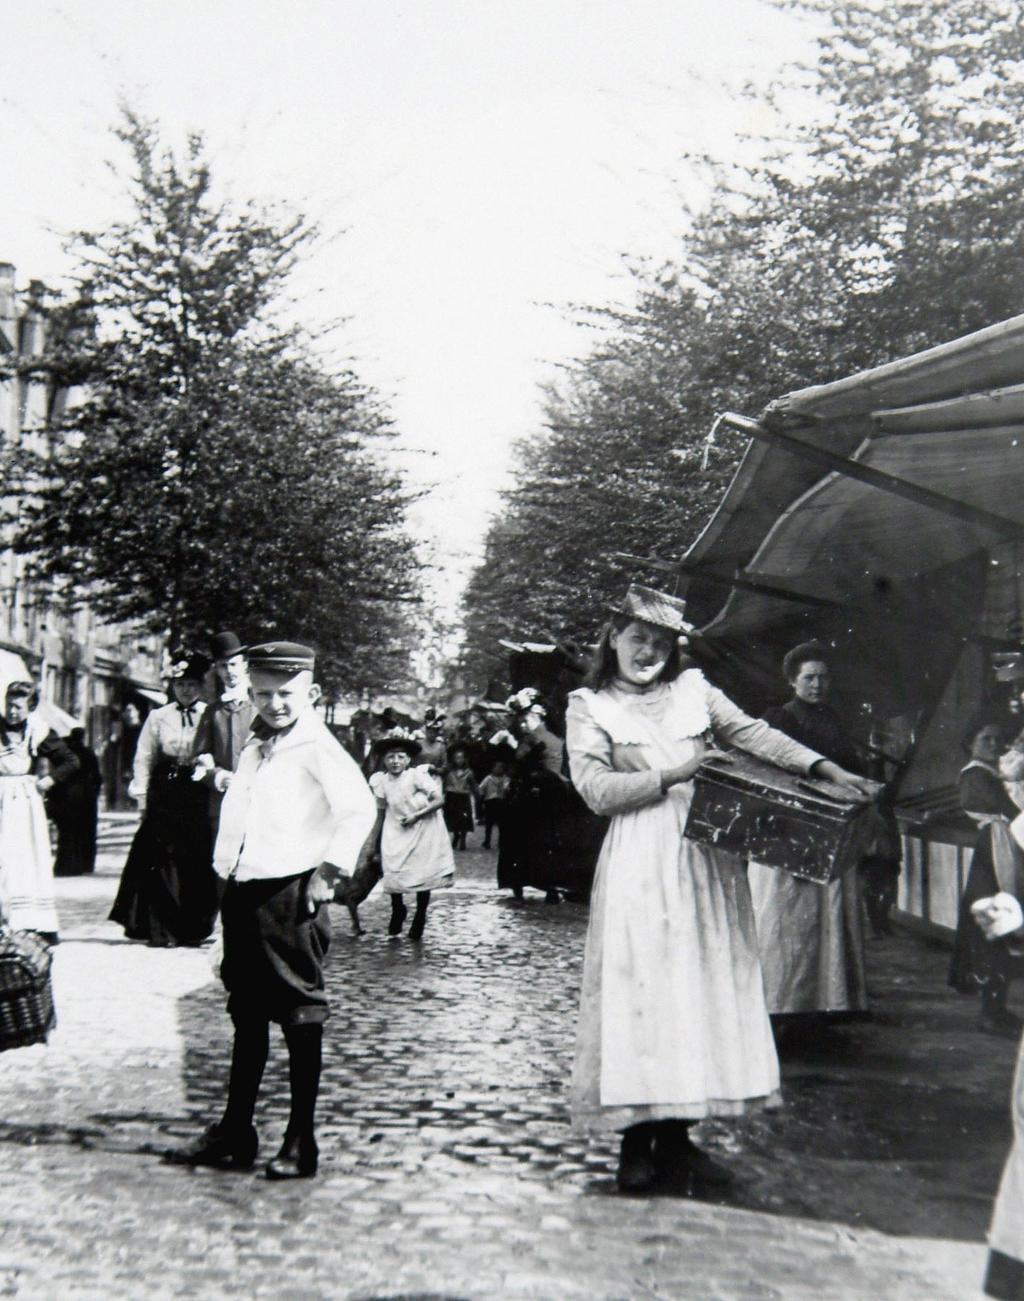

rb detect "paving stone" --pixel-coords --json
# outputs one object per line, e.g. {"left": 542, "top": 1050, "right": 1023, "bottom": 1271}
{"left": 0, "top": 825, "right": 1005, "bottom": 1298}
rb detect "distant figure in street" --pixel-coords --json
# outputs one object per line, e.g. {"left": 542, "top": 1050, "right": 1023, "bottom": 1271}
{"left": 50, "top": 728, "right": 102, "bottom": 876}
{"left": 167, "top": 642, "right": 375, "bottom": 1181}
{"left": 0, "top": 680, "right": 79, "bottom": 942}
{"left": 443, "top": 747, "right": 478, "bottom": 850}
{"left": 949, "top": 718, "right": 1024, "bottom": 1038}
{"left": 497, "top": 688, "right": 569, "bottom": 903}
{"left": 414, "top": 712, "right": 447, "bottom": 775}
{"left": 478, "top": 760, "right": 510, "bottom": 850}
{"left": 369, "top": 729, "right": 454, "bottom": 939}
{"left": 748, "top": 642, "right": 871, "bottom": 1025}
{"left": 109, "top": 652, "right": 218, "bottom": 947}
{"left": 191, "top": 630, "right": 256, "bottom": 836}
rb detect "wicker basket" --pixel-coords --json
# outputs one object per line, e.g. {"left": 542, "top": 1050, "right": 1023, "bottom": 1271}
{"left": 0, "top": 925, "right": 56, "bottom": 1052}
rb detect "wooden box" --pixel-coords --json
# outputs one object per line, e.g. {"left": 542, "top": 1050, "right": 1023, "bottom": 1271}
{"left": 683, "top": 752, "right": 873, "bottom": 884}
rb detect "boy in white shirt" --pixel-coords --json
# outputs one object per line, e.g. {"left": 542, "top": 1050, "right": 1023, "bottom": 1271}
{"left": 168, "top": 641, "right": 375, "bottom": 1180}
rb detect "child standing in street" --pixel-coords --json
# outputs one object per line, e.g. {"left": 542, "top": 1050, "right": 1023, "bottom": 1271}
{"left": 368, "top": 729, "right": 454, "bottom": 939}
{"left": 167, "top": 642, "right": 375, "bottom": 1181}
{"left": 443, "top": 746, "right": 479, "bottom": 851}
{"left": 478, "top": 759, "right": 510, "bottom": 850}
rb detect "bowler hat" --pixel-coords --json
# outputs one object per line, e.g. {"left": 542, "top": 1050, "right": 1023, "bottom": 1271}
{"left": 210, "top": 630, "right": 243, "bottom": 660}
{"left": 612, "top": 583, "right": 692, "bottom": 634}
{"left": 245, "top": 641, "right": 316, "bottom": 674}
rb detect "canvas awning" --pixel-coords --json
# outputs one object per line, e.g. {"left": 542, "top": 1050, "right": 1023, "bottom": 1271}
{"left": 643, "top": 313, "right": 1024, "bottom": 804}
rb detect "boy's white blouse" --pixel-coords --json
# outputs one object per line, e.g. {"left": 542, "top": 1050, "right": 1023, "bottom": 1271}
{"left": 214, "top": 709, "right": 376, "bottom": 881}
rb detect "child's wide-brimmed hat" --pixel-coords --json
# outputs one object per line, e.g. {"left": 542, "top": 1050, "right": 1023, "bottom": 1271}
{"left": 373, "top": 727, "right": 422, "bottom": 758}
{"left": 611, "top": 583, "right": 693, "bottom": 634}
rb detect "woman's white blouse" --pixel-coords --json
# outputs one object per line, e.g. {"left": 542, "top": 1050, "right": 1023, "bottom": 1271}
{"left": 566, "top": 671, "right": 822, "bottom": 818}
{"left": 129, "top": 701, "right": 207, "bottom": 799}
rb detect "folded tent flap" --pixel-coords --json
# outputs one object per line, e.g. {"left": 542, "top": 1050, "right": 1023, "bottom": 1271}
{"left": 659, "top": 312, "right": 1024, "bottom": 812}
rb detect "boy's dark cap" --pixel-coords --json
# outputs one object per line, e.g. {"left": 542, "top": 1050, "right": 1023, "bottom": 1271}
{"left": 210, "top": 630, "right": 243, "bottom": 660}
{"left": 245, "top": 641, "right": 316, "bottom": 674}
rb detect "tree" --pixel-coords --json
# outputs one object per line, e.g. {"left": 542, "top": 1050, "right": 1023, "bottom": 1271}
{"left": 460, "top": 0, "right": 1024, "bottom": 689}
{"left": 6, "top": 110, "right": 422, "bottom": 693}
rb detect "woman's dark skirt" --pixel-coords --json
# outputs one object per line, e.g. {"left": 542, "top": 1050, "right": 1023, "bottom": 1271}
{"left": 444, "top": 791, "right": 475, "bottom": 834}
{"left": 949, "top": 828, "right": 1024, "bottom": 998}
{"left": 109, "top": 765, "right": 217, "bottom": 946}
{"left": 220, "top": 870, "right": 331, "bottom": 1026}
{"left": 497, "top": 770, "right": 604, "bottom": 897}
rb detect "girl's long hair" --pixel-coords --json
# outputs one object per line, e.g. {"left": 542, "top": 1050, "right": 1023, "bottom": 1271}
{"left": 584, "top": 614, "right": 684, "bottom": 691}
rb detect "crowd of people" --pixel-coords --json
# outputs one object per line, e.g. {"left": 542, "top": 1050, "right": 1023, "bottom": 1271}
{"left": 0, "top": 595, "right": 1020, "bottom": 1299}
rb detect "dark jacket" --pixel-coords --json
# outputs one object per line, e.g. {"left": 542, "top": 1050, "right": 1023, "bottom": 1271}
{"left": 191, "top": 697, "right": 256, "bottom": 823}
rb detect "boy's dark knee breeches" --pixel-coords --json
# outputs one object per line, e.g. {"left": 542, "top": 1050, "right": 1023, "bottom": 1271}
{"left": 220, "top": 871, "right": 332, "bottom": 1026}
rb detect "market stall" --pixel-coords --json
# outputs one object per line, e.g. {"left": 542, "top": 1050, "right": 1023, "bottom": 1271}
{"left": 646, "top": 312, "right": 1024, "bottom": 935}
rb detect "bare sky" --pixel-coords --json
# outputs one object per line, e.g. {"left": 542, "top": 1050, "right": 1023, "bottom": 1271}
{"left": 2, "top": 0, "right": 810, "bottom": 613}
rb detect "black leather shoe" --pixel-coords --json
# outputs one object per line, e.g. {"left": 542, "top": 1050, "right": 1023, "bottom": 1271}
{"left": 653, "top": 1124, "right": 734, "bottom": 1189}
{"left": 165, "top": 1122, "right": 258, "bottom": 1170}
{"left": 266, "top": 1133, "right": 318, "bottom": 1181}
{"left": 408, "top": 912, "right": 427, "bottom": 941}
{"left": 617, "top": 1125, "right": 656, "bottom": 1193}
{"left": 387, "top": 902, "right": 408, "bottom": 936}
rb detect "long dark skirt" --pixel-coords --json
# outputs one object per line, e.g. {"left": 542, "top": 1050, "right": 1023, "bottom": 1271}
{"left": 109, "top": 766, "right": 217, "bottom": 946}
{"left": 949, "top": 829, "right": 1024, "bottom": 998}
{"left": 51, "top": 784, "right": 99, "bottom": 876}
{"left": 444, "top": 791, "right": 475, "bottom": 834}
{"left": 497, "top": 770, "right": 603, "bottom": 897}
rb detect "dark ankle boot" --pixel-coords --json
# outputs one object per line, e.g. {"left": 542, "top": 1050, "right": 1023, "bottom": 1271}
{"left": 266, "top": 1131, "right": 318, "bottom": 1180}
{"left": 408, "top": 892, "right": 430, "bottom": 941}
{"left": 617, "top": 1123, "right": 657, "bottom": 1193}
{"left": 388, "top": 897, "right": 408, "bottom": 936}
{"left": 653, "top": 1120, "right": 733, "bottom": 1189}
{"left": 166, "top": 1121, "right": 258, "bottom": 1170}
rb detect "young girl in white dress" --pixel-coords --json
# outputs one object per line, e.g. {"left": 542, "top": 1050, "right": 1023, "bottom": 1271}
{"left": 566, "top": 584, "right": 878, "bottom": 1192}
{"left": 369, "top": 730, "right": 455, "bottom": 940}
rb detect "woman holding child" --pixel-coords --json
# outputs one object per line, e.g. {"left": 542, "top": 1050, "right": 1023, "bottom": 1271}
{"left": 565, "top": 584, "right": 878, "bottom": 1192}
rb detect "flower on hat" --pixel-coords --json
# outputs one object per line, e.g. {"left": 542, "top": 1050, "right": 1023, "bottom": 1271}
{"left": 374, "top": 726, "right": 422, "bottom": 756}
{"left": 506, "top": 687, "right": 544, "bottom": 715}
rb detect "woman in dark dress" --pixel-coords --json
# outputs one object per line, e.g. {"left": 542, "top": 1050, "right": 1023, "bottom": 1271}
{"left": 50, "top": 728, "right": 102, "bottom": 876}
{"left": 496, "top": 688, "right": 574, "bottom": 903}
{"left": 949, "top": 718, "right": 1024, "bottom": 1037}
{"left": 109, "top": 653, "right": 218, "bottom": 946}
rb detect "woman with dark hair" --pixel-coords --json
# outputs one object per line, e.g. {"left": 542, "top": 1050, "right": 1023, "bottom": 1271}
{"left": 948, "top": 717, "right": 1024, "bottom": 1037}
{"left": 0, "top": 680, "right": 79, "bottom": 941}
{"left": 566, "top": 587, "right": 877, "bottom": 1192}
{"left": 109, "top": 652, "right": 218, "bottom": 946}
{"left": 748, "top": 641, "right": 871, "bottom": 1023}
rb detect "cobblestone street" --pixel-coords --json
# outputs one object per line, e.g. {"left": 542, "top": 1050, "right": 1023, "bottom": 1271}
{"left": 0, "top": 816, "right": 1011, "bottom": 1298}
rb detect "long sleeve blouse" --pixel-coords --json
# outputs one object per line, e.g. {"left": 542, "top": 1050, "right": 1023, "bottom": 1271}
{"left": 129, "top": 702, "right": 207, "bottom": 799}
{"left": 566, "top": 671, "right": 823, "bottom": 819}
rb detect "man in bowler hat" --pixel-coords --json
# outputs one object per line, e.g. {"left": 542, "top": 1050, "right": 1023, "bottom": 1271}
{"left": 192, "top": 631, "right": 256, "bottom": 834}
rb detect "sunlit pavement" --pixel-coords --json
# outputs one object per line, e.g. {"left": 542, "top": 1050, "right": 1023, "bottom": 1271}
{"left": 0, "top": 816, "right": 1003, "bottom": 1298}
